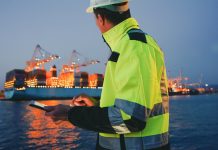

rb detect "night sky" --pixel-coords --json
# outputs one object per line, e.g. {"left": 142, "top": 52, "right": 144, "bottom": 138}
{"left": 0, "top": 0, "right": 218, "bottom": 89}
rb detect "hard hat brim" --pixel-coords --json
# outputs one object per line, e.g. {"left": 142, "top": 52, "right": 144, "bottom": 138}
{"left": 86, "top": 7, "right": 94, "bottom": 13}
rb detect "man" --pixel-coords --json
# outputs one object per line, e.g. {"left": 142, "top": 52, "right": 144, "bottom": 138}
{"left": 45, "top": 0, "right": 170, "bottom": 149}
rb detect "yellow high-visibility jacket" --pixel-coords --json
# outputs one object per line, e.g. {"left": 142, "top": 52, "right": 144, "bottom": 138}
{"left": 99, "top": 18, "right": 169, "bottom": 149}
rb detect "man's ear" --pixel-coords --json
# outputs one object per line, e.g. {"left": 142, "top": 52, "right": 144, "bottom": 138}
{"left": 97, "top": 14, "right": 105, "bottom": 26}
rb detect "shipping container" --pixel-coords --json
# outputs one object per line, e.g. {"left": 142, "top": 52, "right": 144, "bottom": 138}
{"left": 58, "top": 71, "right": 74, "bottom": 87}
{"left": 73, "top": 72, "right": 89, "bottom": 87}
{"left": 5, "top": 69, "right": 26, "bottom": 88}
{"left": 25, "top": 69, "right": 46, "bottom": 86}
{"left": 88, "top": 73, "right": 104, "bottom": 87}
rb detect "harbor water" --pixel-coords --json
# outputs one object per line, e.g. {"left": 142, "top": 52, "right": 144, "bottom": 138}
{"left": 0, "top": 94, "right": 218, "bottom": 150}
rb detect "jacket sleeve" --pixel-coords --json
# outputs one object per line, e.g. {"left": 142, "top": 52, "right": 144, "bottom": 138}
{"left": 68, "top": 106, "right": 145, "bottom": 134}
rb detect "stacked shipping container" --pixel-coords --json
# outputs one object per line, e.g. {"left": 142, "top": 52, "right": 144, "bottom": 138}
{"left": 88, "top": 74, "right": 104, "bottom": 87}
{"left": 5, "top": 68, "right": 104, "bottom": 89}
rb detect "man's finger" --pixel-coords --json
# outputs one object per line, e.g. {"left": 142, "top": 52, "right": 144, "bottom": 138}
{"left": 74, "top": 100, "right": 87, "bottom": 106}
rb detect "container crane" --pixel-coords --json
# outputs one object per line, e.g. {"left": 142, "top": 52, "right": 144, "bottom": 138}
{"left": 61, "top": 50, "right": 100, "bottom": 73}
{"left": 25, "top": 44, "right": 60, "bottom": 72}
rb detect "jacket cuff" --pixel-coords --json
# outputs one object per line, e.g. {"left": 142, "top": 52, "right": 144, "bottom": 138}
{"left": 67, "top": 107, "right": 77, "bottom": 126}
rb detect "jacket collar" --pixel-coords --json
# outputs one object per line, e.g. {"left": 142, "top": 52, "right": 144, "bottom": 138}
{"left": 102, "top": 18, "right": 139, "bottom": 51}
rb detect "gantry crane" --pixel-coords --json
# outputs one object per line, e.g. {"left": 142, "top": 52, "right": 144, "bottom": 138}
{"left": 61, "top": 50, "right": 100, "bottom": 73}
{"left": 168, "top": 69, "right": 189, "bottom": 89}
{"left": 25, "top": 44, "right": 60, "bottom": 72}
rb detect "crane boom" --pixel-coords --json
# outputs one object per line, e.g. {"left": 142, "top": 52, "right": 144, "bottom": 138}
{"left": 61, "top": 50, "right": 100, "bottom": 73}
{"left": 25, "top": 44, "right": 60, "bottom": 72}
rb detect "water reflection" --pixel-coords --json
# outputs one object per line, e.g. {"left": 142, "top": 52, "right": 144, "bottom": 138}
{"left": 24, "top": 100, "right": 80, "bottom": 149}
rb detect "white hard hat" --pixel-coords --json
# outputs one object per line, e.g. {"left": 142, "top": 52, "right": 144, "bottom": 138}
{"left": 86, "top": 0, "right": 129, "bottom": 13}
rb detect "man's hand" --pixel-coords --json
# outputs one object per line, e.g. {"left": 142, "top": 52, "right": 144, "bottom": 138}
{"left": 72, "top": 94, "right": 98, "bottom": 107}
{"left": 44, "top": 104, "right": 71, "bottom": 122}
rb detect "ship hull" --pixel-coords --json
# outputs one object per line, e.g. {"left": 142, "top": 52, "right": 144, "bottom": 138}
{"left": 4, "top": 87, "right": 102, "bottom": 100}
